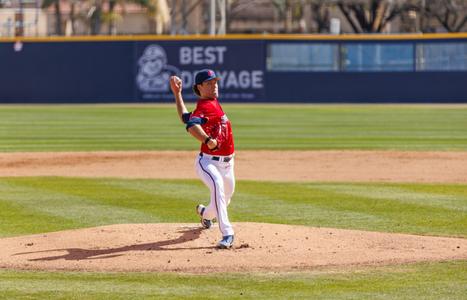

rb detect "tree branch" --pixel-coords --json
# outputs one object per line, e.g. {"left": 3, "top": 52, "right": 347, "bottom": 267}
{"left": 354, "top": 4, "right": 369, "bottom": 32}
{"left": 370, "top": 0, "right": 378, "bottom": 27}
{"left": 373, "top": 1, "right": 387, "bottom": 32}
{"left": 455, "top": 15, "right": 467, "bottom": 32}
{"left": 379, "top": 6, "right": 402, "bottom": 32}
{"left": 435, "top": 12, "right": 452, "bottom": 32}
{"left": 444, "top": 6, "right": 452, "bottom": 30}
{"left": 337, "top": 3, "right": 362, "bottom": 33}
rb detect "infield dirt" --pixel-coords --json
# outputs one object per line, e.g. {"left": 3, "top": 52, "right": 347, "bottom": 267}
{"left": 1, "top": 150, "right": 467, "bottom": 183}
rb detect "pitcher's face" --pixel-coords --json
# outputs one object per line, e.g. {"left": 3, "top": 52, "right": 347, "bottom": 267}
{"left": 198, "top": 78, "right": 219, "bottom": 99}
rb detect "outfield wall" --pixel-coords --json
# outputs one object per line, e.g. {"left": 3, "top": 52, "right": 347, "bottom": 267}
{"left": 0, "top": 34, "right": 466, "bottom": 103}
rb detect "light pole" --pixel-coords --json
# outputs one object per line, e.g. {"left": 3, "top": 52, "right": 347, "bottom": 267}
{"left": 210, "top": 0, "right": 215, "bottom": 35}
{"left": 209, "top": 0, "right": 226, "bottom": 35}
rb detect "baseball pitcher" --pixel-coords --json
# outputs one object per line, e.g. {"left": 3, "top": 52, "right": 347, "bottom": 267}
{"left": 169, "top": 69, "right": 235, "bottom": 249}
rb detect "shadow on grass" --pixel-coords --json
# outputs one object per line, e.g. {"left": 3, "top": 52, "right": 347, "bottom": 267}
{"left": 14, "top": 227, "right": 214, "bottom": 261}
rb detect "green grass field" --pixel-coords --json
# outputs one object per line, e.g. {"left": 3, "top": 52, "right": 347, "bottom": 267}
{"left": 0, "top": 261, "right": 465, "bottom": 299}
{"left": 0, "top": 104, "right": 466, "bottom": 299}
{"left": 0, "top": 177, "right": 466, "bottom": 299}
{"left": 0, "top": 104, "right": 466, "bottom": 151}
{"left": 1, "top": 178, "right": 466, "bottom": 238}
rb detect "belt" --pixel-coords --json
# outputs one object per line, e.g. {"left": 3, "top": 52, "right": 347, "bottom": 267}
{"left": 200, "top": 152, "right": 233, "bottom": 163}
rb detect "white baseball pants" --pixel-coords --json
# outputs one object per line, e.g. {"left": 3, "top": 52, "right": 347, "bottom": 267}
{"left": 195, "top": 153, "right": 235, "bottom": 236}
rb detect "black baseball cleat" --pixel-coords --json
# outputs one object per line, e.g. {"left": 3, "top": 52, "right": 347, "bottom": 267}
{"left": 196, "top": 204, "right": 212, "bottom": 229}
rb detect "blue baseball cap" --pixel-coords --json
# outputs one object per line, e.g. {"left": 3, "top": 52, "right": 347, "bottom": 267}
{"left": 194, "top": 69, "right": 219, "bottom": 85}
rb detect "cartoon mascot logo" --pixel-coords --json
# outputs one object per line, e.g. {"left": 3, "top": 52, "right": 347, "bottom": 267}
{"left": 136, "top": 45, "right": 180, "bottom": 92}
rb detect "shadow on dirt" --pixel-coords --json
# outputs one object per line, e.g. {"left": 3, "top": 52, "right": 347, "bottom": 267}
{"left": 15, "top": 227, "right": 214, "bottom": 261}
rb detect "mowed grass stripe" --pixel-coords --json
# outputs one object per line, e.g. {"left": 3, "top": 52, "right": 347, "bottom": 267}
{"left": 0, "top": 104, "right": 466, "bottom": 151}
{"left": 313, "top": 184, "right": 466, "bottom": 211}
{"left": 0, "top": 179, "right": 157, "bottom": 235}
{"left": 0, "top": 261, "right": 465, "bottom": 299}
{"left": 238, "top": 181, "right": 467, "bottom": 237}
{"left": 0, "top": 177, "right": 465, "bottom": 238}
{"left": 0, "top": 197, "right": 78, "bottom": 237}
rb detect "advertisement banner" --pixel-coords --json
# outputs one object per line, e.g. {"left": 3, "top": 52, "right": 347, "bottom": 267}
{"left": 135, "top": 40, "right": 266, "bottom": 102}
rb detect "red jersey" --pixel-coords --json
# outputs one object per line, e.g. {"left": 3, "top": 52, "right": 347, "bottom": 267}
{"left": 190, "top": 98, "right": 234, "bottom": 156}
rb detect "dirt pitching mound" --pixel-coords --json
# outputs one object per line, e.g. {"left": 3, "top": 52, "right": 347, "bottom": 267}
{"left": 0, "top": 223, "right": 465, "bottom": 273}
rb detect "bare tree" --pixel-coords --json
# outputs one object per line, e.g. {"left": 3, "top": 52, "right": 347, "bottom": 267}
{"left": 68, "top": 0, "right": 79, "bottom": 35}
{"left": 336, "top": 0, "right": 417, "bottom": 33}
{"left": 308, "top": 0, "right": 331, "bottom": 33}
{"left": 87, "top": 0, "right": 103, "bottom": 35}
{"left": 103, "top": 0, "right": 124, "bottom": 35}
{"left": 423, "top": 0, "right": 467, "bottom": 32}
{"left": 224, "top": 0, "right": 281, "bottom": 33}
{"left": 271, "top": 0, "right": 290, "bottom": 32}
{"left": 226, "top": 0, "right": 259, "bottom": 33}
{"left": 224, "top": 0, "right": 332, "bottom": 34}
{"left": 169, "top": 0, "right": 203, "bottom": 34}
{"left": 271, "top": 0, "right": 308, "bottom": 33}
{"left": 42, "top": 0, "right": 63, "bottom": 35}
{"left": 137, "top": 0, "right": 170, "bottom": 34}
{"left": 271, "top": 0, "right": 336, "bottom": 33}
